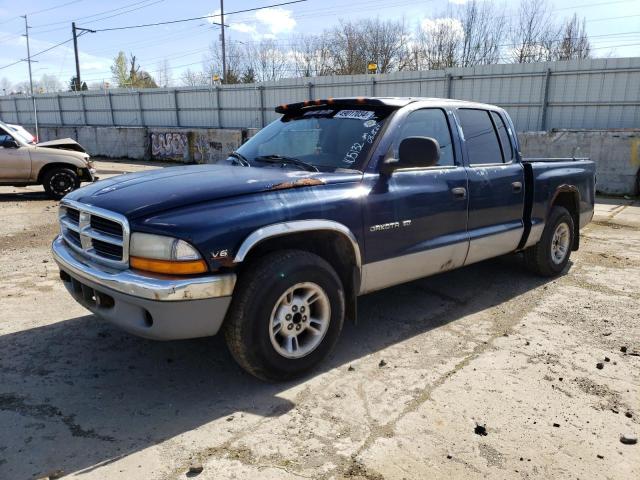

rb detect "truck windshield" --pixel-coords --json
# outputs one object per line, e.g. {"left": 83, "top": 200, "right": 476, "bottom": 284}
{"left": 234, "top": 107, "right": 393, "bottom": 172}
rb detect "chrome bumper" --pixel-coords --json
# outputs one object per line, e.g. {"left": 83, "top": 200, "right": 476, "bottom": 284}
{"left": 52, "top": 236, "right": 236, "bottom": 340}
{"left": 52, "top": 235, "right": 235, "bottom": 301}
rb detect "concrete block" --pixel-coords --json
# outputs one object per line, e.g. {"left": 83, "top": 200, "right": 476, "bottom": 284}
{"left": 519, "top": 130, "right": 640, "bottom": 196}
{"left": 191, "top": 129, "right": 243, "bottom": 164}
{"left": 149, "top": 128, "right": 190, "bottom": 163}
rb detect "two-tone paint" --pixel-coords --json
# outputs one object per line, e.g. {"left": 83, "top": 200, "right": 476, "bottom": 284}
{"left": 56, "top": 97, "right": 595, "bottom": 340}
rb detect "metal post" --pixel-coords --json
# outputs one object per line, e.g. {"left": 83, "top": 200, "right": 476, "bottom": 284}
{"left": 258, "top": 85, "right": 265, "bottom": 128}
{"left": 173, "top": 89, "right": 180, "bottom": 127}
{"left": 56, "top": 94, "right": 64, "bottom": 125}
{"left": 216, "top": 86, "right": 222, "bottom": 128}
{"left": 13, "top": 96, "right": 19, "bottom": 124}
{"left": 107, "top": 91, "right": 115, "bottom": 125}
{"left": 22, "top": 15, "right": 38, "bottom": 139}
{"left": 307, "top": 81, "right": 313, "bottom": 101}
{"left": 371, "top": 77, "right": 376, "bottom": 96}
{"left": 540, "top": 68, "right": 552, "bottom": 131}
{"left": 445, "top": 73, "right": 452, "bottom": 98}
{"left": 137, "top": 91, "right": 143, "bottom": 126}
{"left": 220, "top": 0, "right": 226, "bottom": 83}
{"left": 80, "top": 93, "right": 87, "bottom": 125}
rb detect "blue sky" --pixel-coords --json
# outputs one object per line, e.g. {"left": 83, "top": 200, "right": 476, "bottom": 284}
{"left": 0, "top": 0, "right": 639, "bottom": 87}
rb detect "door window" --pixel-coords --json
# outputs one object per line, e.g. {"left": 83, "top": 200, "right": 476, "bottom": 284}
{"left": 490, "top": 111, "right": 514, "bottom": 162}
{"left": 457, "top": 109, "right": 504, "bottom": 165}
{"left": 395, "top": 108, "right": 455, "bottom": 166}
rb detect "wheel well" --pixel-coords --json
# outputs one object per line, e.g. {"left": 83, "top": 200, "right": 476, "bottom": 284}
{"left": 37, "top": 163, "right": 78, "bottom": 184}
{"left": 551, "top": 190, "right": 580, "bottom": 250}
{"left": 240, "top": 231, "right": 361, "bottom": 321}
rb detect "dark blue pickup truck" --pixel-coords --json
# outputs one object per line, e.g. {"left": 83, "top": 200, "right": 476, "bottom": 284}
{"left": 52, "top": 97, "right": 595, "bottom": 380}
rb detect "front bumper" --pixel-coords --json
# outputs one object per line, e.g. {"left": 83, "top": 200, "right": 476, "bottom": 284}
{"left": 52, "top": 236, "right": 236, "bottom": 340}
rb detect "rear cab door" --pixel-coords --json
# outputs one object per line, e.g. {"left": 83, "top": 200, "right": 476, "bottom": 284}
{"left": 361, "top": 103, "right": 469, "bottom": 293}
{"left": 453, "top": 107, "right": 525, "bottom": 265}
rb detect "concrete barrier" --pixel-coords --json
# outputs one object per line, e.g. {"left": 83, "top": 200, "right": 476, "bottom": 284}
{"left": 520, "top": 130, "right": 639, "bottom": 195}
{"left": 21, "top": 125, "right": 640, "bottom": 195}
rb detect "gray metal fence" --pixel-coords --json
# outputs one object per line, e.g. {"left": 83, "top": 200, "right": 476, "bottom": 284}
{"left": 1, "top": 57, "right": 639, "bottom": 132}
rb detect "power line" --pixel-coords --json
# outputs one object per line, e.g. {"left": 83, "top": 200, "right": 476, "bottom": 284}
{"left": 30, "top": 0, "right": 164, "bottom": 29}
{"left": 87, "top": 0, "right": 309, "bottom": 32}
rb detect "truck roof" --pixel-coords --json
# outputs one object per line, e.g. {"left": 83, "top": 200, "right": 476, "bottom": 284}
{"left": 275, "top": 96, "right": 502, "bottom": 113}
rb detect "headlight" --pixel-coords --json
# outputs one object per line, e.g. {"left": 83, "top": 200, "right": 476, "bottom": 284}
{"left": 129, "top": 233, "right": 207, "bottom": 275}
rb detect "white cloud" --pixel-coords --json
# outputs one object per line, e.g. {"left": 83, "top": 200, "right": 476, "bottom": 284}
{"left": 448, "top": 0, "right": 469, "bottom": 4}
{"left": 421, "top": 17, "right": 464, "bottom": 40}
{"left": 255, "top": 7, "right": 296, "bottom": 35}
{"left": 208, "top": 7, "right": 296, "bottom": 40}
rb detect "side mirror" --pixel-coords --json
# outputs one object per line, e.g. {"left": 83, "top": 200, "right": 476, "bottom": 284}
{"left": 380, "top": 136, "right": 440, "bottom": 176}
{"left": 1, "top": 138, "right": 19, "bottom": 149}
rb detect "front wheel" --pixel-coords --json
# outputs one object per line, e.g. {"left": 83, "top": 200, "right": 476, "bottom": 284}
{"left": 43, "top": 167, "right": 80, "bottom": 200}
{"left": 224, "top": 250, "right": 345, "bottom": 381}
{"left": 525, "top": 206, "right": 575, "bottom": 276}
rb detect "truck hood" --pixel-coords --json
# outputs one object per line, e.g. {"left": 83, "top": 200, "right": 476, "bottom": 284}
{"left": 66, "top": 164, "right": 362, "bottom": 218}
{"left": 37, "top": 138, "right": 87, "bottom": 153}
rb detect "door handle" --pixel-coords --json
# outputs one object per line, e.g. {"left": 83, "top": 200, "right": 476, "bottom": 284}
{"left": 451, "top": 187, "right": 467, "bottom": 199}
{"left": 512, "top": 181, "right": 522, "bottom": 193}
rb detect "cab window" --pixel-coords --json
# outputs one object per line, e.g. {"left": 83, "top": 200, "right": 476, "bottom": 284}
{"left": 456, "top": 108, "right": 504, "bottom": 165}
{"left": 395, "top": 108, "right": 454, "bottom": 166}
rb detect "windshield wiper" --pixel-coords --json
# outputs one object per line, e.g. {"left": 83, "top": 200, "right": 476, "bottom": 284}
{"left": 228, "top": 151, "right": 251, "bottom": 167}
{"left": 254, "top": 155, "right": 319, "bottom": 172}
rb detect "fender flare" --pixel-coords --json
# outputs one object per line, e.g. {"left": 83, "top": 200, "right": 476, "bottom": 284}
{"left": 233, "top": 220, "right": 362, "bottom": 269}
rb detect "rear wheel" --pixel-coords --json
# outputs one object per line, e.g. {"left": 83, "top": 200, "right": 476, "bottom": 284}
{"left": 224, "top": 250, "right": 345, "bottom": 381}
{"left": 525, "top": 206, "right": 575, "bottom": 276}
{"left": 43, "top": 167, "right": 79, "bottom": 200}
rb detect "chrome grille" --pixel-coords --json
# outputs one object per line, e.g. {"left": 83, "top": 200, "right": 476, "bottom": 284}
{"left": 58, "top": 199, "right": 130, "bottom": 269}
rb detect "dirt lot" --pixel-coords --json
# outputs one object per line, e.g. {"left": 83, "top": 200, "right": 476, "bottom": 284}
{"left": 0, "top": 159, "right": 638, "bottom": 480}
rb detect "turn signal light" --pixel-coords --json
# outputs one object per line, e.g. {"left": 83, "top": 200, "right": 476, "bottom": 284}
{"left": 130, "top": 256, "right": 208, "bottom": 275}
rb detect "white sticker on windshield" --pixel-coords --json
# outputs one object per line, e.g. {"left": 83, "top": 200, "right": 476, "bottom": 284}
{"left": 334, "top": 110, "right": 375, "bottom": 120}
{"left": 363, "top": 119, "right": 377, "bottom": 128}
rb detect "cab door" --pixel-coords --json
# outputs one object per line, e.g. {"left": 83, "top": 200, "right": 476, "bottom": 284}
{"left": 454, "top": 108, "right": 525, "bottom": 265}
{"left": 361, "top": 107, "right": 469, "bottom": 294}
{"left": 0, "top": 131, "right": 31, "bottom": 181}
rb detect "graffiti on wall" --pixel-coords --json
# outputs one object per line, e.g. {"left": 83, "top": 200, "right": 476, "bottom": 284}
{"left": 192, "top": 132, "right": 240, "bottom": 164}
{"left": 151, "top": 132, "right": 188, "bottom": 161}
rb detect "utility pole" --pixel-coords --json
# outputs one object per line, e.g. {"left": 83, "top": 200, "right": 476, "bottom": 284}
{"left": 71, "top": 23, "right": 95, "bottom": 91}
{"left": 220, "top": 0, "right": 226, "bottom": 84}
{"left": 72, "top": 22, "right": 81, "bottom": 90}
{"left": 22, "top": 14, "right": 38, "bottom": 140}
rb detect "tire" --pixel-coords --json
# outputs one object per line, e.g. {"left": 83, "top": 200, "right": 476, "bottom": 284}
{"left": 525, "top": 206, "right": 575, "bottom": 277}
{"left": 43, "top": 167, "right": 80, "bottom": 200}
{"left": 224, "top": 250, "right": 345, "bottom": 381}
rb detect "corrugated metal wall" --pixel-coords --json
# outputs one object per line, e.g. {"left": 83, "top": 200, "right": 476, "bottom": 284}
{"left": 1, "top": 57, "right": 639, "bottom": 132}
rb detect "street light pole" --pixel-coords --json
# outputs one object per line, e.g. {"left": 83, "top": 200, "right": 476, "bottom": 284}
{"left": 22, "top": 14, "right": 38, "bottom": 140}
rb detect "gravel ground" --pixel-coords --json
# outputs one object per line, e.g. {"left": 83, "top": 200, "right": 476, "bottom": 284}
{"left": 0, "top": 160, "right": 638, "bottom": 480}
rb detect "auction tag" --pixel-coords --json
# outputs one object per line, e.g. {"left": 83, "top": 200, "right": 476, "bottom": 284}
{"left": 334, "top": 110, "right": 375, "bottom": 120}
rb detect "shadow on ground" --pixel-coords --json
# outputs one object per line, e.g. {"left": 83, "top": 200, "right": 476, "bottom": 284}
{"left": 0, "top": 254, "right": 558, "bottom": 478}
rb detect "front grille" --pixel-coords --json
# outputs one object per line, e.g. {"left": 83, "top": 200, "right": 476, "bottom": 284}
{"left": 59, "top": 200, "right": 130, "bottom": 269}
{"left": 91, "top": 216, "right": 123, "bottom": 237}
{"left": 92, "top": 238, "right": 124, "bottom": 259}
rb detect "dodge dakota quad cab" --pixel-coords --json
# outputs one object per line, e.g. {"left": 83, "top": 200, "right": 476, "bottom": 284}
{"left": 51, "top": 97, "right": 595, "bottom": 381}
{"left": 0, "top": 121, "right": 94, "bottom": 199}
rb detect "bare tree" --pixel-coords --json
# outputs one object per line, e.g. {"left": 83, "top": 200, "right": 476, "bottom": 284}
{"left": 203, "top": 39, "right": 244, "bottom": 84}
{"left": 510, "top": 0, "right": 561, "bottom": 63}
{"left": 1, "top": 77, "right": 12, "bottom": 94}
{"left": 554, "top": 14, "right": 590, "bottom": 60}
{"left": 291, "top": 34, "right": 333, "bottom": 77}
{"left": 39, "top": 74, "right": 63, "bottom": 93}
{"left": 245, "top": 39, "right": 291, "bottom": 82}
{"left": 180, "top": 68, "right": 207, "bottom": 86}
{"left": 413, "top": 17, "right": 463, "bottom": 70}
{"left": 459, "top": 0, "right": 506, "bottom": 67}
